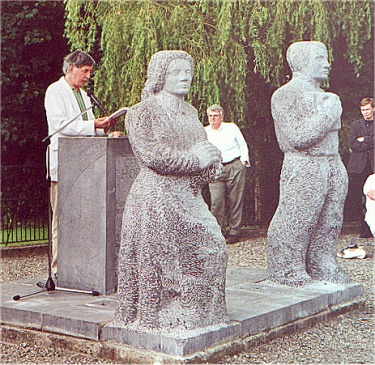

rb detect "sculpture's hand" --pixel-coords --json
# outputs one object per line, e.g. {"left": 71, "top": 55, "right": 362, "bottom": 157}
{"left": 191, "top": 141, "right": 222, "bottom": 170}
{"left": 316, "top": 92, "right": 342, "bottom": 121}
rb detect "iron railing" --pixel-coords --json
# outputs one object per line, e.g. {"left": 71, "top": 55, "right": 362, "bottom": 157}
{"left": 1, "top": 165, "right": 49, "bottom": 245}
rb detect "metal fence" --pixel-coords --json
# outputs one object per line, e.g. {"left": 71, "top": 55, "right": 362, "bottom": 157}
{"left": 1, "top": 165, "right": 49, "bottom": 245}
{"left": 1, "top": 161, "right": 360, "bottom": 246}
{"left": 1, "top": 205, "right": 48, "bottom": 244}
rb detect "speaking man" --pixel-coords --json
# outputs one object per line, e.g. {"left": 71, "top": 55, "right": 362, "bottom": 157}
{"left": 45, "top": 50, "right": 113, "bottom": 278}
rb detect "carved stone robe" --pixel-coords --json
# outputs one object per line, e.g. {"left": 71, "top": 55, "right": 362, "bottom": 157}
{"left": 115, "top": 92, "right": 228, "bottom": 333}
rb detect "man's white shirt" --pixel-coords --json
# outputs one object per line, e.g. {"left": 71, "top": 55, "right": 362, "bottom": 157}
{"left": 204, "top": 122, "right": 250, "bottom": 166}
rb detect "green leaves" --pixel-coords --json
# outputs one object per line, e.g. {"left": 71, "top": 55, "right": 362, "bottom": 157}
{"left": 1, "top": 0, "right": 68, "bottom": 164}
{"left": 63, "top": 0, "right": 373, "bottom": 136}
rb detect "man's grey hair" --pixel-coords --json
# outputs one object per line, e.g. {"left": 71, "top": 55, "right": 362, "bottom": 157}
{"left": 207, "top": 104, "right": 224, "bottom": 118}
{"left": 62, "top": 50, "right": 96, "bottom": 75}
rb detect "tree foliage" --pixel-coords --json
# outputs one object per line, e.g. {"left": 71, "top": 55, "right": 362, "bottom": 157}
{"left": 64, "top": 0, "right": 373, "bottom": 128}
{"left": 1, "top": 0, "right": 69, "bottom": 165}
{"left": 63, "top": 0, "right": 373, "bottom": 223}
{"left": 1, "top": 0, "right": 372, "bottom": 225}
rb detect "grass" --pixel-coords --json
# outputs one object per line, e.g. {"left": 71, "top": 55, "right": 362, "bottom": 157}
{"left": 0, "top": 225, "right": 48, "bottom": 246}
{"left": 0, "top": 240, "right": 48, "bottom": 247}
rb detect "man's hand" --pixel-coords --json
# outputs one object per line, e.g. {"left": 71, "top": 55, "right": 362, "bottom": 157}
{"left": 94, "top": 117, "right": 112, "bottom": 129}
{"left": 367, "top": 189, "right": 375, "bottom": 201}
{"left": 95, "top": 117, "right": 119, "bottom": 134}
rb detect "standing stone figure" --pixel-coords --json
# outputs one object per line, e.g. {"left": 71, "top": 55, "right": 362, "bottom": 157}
{"left": 267, "top": 41, "right": 352, "bottom": 287}
{"left": 114, "top": 50, "right": 229, "bottom": 333}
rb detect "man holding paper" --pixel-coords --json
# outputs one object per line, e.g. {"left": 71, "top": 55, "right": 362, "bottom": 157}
{"left": 44, "top": 50, "right": 114, "bottom": 278}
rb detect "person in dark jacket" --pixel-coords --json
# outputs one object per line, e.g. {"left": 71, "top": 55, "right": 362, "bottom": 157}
{"left": 347, "top": 97, "right": 374, "bottom": 238}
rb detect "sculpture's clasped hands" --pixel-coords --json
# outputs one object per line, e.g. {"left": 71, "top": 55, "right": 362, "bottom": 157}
{"left": 316, "top": 92, "right": 342, "bottom": 122}
{"left": 191, "top": 140, "right": 222, "bottom": 170}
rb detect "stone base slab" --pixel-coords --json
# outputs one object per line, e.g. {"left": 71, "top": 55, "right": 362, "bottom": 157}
{"left": 0, "top": 266, "right": 365, "bottom": 360}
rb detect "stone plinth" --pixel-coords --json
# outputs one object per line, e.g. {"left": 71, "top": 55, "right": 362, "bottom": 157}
{"left": 57, "top": 137, "right": 138, "bottom": 294}
{"left": 0, "top": 267, "right": 365, "bottom": 361}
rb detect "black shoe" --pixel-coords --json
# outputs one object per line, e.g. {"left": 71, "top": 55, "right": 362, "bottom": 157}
{"left": 226, "top": 235, "right": 239, "bottom": 244}
{"left": 360, "top": 221, "right": 373, "bottom": 238}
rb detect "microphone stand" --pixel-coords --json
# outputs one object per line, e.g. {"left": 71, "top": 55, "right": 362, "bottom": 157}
{"left": 42, "top": 106, "right": 94, "bottom": 143}
{"left": 13, "top": 106, "right": 100, "bottom": 301}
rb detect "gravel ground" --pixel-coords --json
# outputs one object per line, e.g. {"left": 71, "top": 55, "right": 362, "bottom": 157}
{"left": 1, "top": 234, "right": 374, "bottom": 364}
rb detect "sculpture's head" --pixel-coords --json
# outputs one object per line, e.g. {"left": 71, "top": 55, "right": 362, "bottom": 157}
{"left": 286, "top": 41, "right": 330, "bottom": 82}
{"left": 142, "top": 50, "right": 195, "bottom": 101}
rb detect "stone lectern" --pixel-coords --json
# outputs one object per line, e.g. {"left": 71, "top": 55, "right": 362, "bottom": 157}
{"left": 57, "top": 136, "right": 138, "bottom": 294}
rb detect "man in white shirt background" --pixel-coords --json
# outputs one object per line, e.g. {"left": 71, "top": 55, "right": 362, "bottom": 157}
{"left": 205, "top": 104, "right": 250, "bottom": 244}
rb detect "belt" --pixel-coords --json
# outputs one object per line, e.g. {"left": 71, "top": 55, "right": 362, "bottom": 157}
{"left": 222, "top": 157, "right": 240, "bottom": 166}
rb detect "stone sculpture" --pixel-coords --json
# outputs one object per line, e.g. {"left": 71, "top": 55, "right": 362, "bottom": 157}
{"left": 267, "top": 41, "right": 352, "bottom": 287}
{"left": 114, "top": 50, "right": 229, "bottom": 334}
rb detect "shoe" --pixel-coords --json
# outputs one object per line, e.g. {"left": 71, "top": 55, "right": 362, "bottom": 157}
{"left": 337, "top": 243, "right": 366, "bottom": 259}
{"left": 360, "top": 222, "right": 373, "bottom": 238}
{"left": 226, "top": 235, "right": 238, "bottom": 245}
{"left": 360, "top": 232, "right": 373, "bottom": 238}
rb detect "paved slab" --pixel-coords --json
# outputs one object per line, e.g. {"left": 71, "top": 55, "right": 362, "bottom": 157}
{"left": 0, "top": 266, "right": 364, "bottom": 359}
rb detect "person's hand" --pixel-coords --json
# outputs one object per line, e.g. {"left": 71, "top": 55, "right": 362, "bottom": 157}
{"left": 95, "top": 117, "right": 119, "bottom": 134}
{"left": 367, "top": 189, "right": 375, "bottom": 201}
{"left": 108, "top": 117, "right": 119, "bottom": 127}
{"left": 212, "top": 161, "right": 222, "bottom": 179}
{"left": 94, "top": 117, "right": 112, "bottom": 130}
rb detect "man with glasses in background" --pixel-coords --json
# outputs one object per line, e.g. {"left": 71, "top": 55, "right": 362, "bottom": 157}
{"left": 205, "top": 104, "right": 250, "bottom": 244}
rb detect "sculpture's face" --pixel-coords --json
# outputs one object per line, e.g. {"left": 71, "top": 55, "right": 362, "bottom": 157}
{"left": 303, "top": 46, "right": 330, "bottom": 82}
{"left": 163, "top": 59, "right": 192, "bottom": 97}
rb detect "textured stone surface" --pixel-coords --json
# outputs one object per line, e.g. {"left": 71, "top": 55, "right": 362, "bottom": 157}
{"left": 58, "top": 137, "right": 138, "bottom": 294}
{"left": 267, "top": 41, "right": 352, "bottom": 287}
{"left": 0, "top": 265, "right": 365, "bottom": 358}
{"left": 102, "top": 321, "right": 240, "bottom": 357}
{"left": 1, "top": 234, "right": 371, "bottom": 364}
{"left": 115, "top": 51, "right": 227, "bottom": 333}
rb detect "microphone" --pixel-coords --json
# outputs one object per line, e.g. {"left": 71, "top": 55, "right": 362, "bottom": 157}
{"left": 87, "top": 90, "right": 107, "bottom": 115}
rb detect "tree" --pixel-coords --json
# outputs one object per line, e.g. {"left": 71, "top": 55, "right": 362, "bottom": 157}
{"left": 64, "top": 0, "right": 373, "bottom": 224}
{"left": 2, "top": 0, "right": 372, "bottom": 227}
{"left": 1, "top": 0, "right": 69, "bottom": 166}
{"left": 64, "top": 0, "right": 373, "bottom": 120}
{"left": 1, "top": 1, "right": 69, "bottom": 227}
